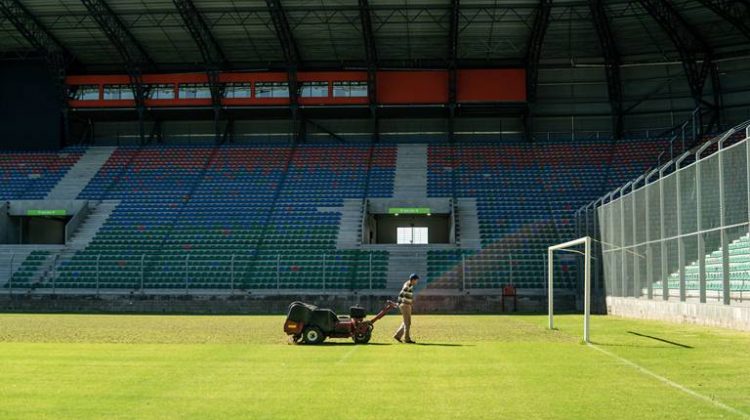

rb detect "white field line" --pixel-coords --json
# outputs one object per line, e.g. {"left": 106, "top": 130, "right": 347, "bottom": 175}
{"left": 588, "top": 343, "right": 749, "bottom": 418}
{"left": 336, "top": 346, "right": 358, "bottom": 364}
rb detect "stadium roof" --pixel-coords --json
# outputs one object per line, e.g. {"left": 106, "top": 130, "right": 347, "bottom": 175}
{"left": 1, "top": 0, "right": 748, "bottom": 73}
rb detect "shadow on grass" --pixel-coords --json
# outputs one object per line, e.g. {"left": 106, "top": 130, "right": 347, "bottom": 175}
{"left": 411, "top": 343, "right": 471, "bottom": 347}
{"left": 589, "top": 332, "right": 693, "bottom": 349}
{"left": 627, "top": 331, "right": 693, "bottom": 349}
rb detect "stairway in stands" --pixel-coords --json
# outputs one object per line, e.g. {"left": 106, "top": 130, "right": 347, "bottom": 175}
{"left": 384, "top": 144, "right": 431, "bottom": 286}
{"left": 46, "top": 147, "right": 116, "bottom": 200}
{"left": 66, "top": 200, "right": 120, "bottom": 249}
{"left": 393, "top": 144, "right": 428, "bottom": 198}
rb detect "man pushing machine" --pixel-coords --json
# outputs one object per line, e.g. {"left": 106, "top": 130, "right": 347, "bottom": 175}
{"left": 393, "top": 273, "right": 419, "bottom": 344}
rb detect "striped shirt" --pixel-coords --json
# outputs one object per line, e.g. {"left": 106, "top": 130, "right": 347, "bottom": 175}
{"left": 398, "top": 280, "right": 415, "bottom": 305}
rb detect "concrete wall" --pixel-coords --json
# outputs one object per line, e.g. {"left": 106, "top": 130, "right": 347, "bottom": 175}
{"left": 7, "top": 200, "right": 86, "bottom": 216}
{"left": 0, "top": 293, "right": 572, "bottom": 315}
{"left": 367, "top": 198, "right": 452, "bottom": 214}
{"left": 606, "top": 297, "right": 750, "bottom": 332}
{"left": 0, "top": 202, "right": 9, "bottom": 243}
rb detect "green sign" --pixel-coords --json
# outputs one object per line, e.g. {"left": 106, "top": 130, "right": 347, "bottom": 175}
{"left": 26, "top": 209, "right": 67, "bottom": 216}
{"left": 388, "top": 207, "right": 431, "bottom": 215}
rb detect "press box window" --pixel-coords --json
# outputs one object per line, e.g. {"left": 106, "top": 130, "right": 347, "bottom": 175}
{"left": 333, "top": 81, "right": 367, "bottom": 97}
{"left": 255, "top": 82, "right": 289, "bottom": 98}
{"left": 147, "top": 84, "right": 175, "bottom": 99}
{"left": 225, "top": 83, "right": 251, "bottom": 98}
{"left": 103, "top": 85, "right": 134, "bottom": 100}
{"left": 300, "top": 82, "right": 328, "bottom": 97}
{"left": 179, "top": 83, "right": 212, "bottom": 99}
{"left": 71, "top": 85, "right": 100, "bottom": 101}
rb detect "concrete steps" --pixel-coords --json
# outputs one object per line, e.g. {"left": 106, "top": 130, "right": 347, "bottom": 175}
{"left": 456, "top": 198, "right": 481, "bottom": 250}
{"left": 46, "top": 147, "right": 116, "bottom": 200}
{"left": 0, "top": 247, "right": 32, "bottom": 286}
{"left": 318, "top": 199, "right": 364, "bottom": 249}
{"left": 393, "top": 144, "right": 427, "bottom": 198}
{"left": 66, "top": 200, "right": 119, "bottom": 249}
{"left": 363, "top": 245, "right": 430, "bottom": 289}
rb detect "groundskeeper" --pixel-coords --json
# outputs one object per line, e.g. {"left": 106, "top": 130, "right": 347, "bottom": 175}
{"left": 394, "top": 273, "right": 419, "bottom": 343}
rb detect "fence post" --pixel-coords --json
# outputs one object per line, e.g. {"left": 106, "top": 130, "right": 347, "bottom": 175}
{"left": 96, "top": 254, "right": 100, "bottom": 296}
{"left": 8, "top": 253, "right": 14, "bottom": 295}
{"left": 322, "top": 253, "right": 327, "bottom": 290}
{"left": 52, "top": 255, "right": 58, "bottom": 296}
{"left": 185, "top": 254, "right": 189, "bottom": 294}
{"left": 140, "top": 254, "right": 145, "bottom": 293}
{"left": 369, "top": 252, "right": 373, "bottom": 291}
{"left": 462, "top": 253, "right": 466, "bottom": 291}
{"left": 276, "top": 254, "right": 280, "bottom": 291}
{"left": 230, "top": 255, "right": 235, "bottom": 293}
{"left": 509, "top": 254, "right": 514, "bottom": 285}
{"left": 718, "top": 142, "right": 730, "bottom": 305}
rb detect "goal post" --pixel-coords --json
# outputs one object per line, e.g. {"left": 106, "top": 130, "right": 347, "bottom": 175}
{"left": 548, "top": 236, "right": 592, "bottom": 343}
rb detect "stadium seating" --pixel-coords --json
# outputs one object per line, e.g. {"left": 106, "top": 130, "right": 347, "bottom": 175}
{"left": 427, "top": 138, "right": 669, "bottom": 289}
{"left": 0, "top": 148, "right": 84, "bottom": 199}
{"left": 46, "top": 144, "right": 396, "bottom": 290}
{"left": 657, "top": 233, "right": 750, "bottom": 293}
{"left": 5, "top": 137, "right": 674, "bottom": 292}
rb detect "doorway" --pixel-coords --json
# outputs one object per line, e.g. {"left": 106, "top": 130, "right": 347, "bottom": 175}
{"left": 397, "top": 227, "right": 429, "bottom": 245}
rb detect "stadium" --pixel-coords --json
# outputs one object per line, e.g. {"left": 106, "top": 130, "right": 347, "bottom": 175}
{"left": 1, "top": 0, "right": 749, "bottom": 418}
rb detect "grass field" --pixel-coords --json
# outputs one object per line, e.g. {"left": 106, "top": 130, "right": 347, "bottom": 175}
{"left": 1, "top": 312, "right": 749, "bottom": 419}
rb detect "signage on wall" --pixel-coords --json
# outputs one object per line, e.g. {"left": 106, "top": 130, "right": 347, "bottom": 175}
{"left": 26, "top": 209, "right": 67, "bottom": 216}
{"left": 388, "top": 207, "right": 431, "bottom": 215}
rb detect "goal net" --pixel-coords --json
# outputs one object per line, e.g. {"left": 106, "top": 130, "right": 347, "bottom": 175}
{"left": 548, "top": 236, "right": 592, "bottom": 343}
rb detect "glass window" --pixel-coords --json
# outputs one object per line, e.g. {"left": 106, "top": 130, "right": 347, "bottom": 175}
{"left": 300, "top": 82, "right": 328, "bottom": 98}
{"left": 225, "top": 82, "right": 251, "bottom": 98}
{"left": 255, "top": 82, "right": 289, "bottom": 98}
{"left": 72, "top": 85, "right": 100, "bottom": 101}
{"left": 333, "top": 81, "right": 368, "bottom": 97}
{"left": 397, "top": 227, "right": 429, "bottom": 245}
{"left": 178, "top": 83, "right": 212, "bottom": 99}
{"left": 147, "top": 84, "right": 175, "bottom": 99}
{"left": 102, "top": 85, "right": 134, "bottom": 100}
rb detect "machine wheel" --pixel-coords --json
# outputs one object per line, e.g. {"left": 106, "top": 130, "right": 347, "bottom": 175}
{"left": 302, "top": 326, "right": 325, "bottom": 344}
{"left": 353, "top": 331, "right": 372, "bottom": 344}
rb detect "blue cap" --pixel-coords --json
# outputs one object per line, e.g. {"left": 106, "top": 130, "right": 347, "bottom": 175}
{"left": 409, "top": 273, "right": 420, "bottom": 279}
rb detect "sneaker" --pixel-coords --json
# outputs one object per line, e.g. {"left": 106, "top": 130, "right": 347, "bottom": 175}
{"left": 405, "top": 339, "right": 416, "bottom": 344}
{"left": 393, "top": 335, "right": 403, "bottom": 343}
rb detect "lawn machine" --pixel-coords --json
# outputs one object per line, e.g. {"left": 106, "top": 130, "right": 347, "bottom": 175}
{"left": 284, "top": 300, "right": 398, "bottom": 344}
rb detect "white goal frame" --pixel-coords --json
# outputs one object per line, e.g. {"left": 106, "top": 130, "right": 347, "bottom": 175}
{"left": 548, "top": 236, "right": 592, "bottom": 343}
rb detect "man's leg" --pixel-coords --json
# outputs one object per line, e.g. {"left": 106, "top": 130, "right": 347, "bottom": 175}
{"left": 402, "top": 304, "right": 412, "bottom": 341}
{"left": 394, "top": 305, "right": 406, "bottom": 340}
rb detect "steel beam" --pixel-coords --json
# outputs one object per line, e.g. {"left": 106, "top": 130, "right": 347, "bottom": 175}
{"left": 172, "top": 0, "right": 229, "bottom": 143}
{"left": 80, "top": 0, "right": 156, "bottom": 144}
{"left": 265, "top": 0, "right": 303, "bottom": 143}
{"left": 525, "top": 0, "right": 552, "bottom": 104}
{"left": 696, "top": 0, "right": 750, "bottom": 40}
{"left": 589, "top": 0, "right": 624, "bottom": 139}
{"left": 358, "top": 0, "right": 379, "bottom": 142}
{"left": 448, "top": 0, "right": 460, "bottom": 142}
{"left": 638, "top": 0, "right": 720, "bottom": 135}
{"left": 0, "top": 0, "right": 76, "bottom": 141}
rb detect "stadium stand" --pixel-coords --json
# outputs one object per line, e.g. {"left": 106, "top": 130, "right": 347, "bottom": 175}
{"left": 0, "top": 148, "right": 84, "bottom": 199}
{"left": 427, "top": 137, "right": 669, "bottom": 289}
{"left": 4, "top": 137, "right": 676, "bottom": 292}
{"left": 39, "top": 144, "right": 395, "bottom": 291}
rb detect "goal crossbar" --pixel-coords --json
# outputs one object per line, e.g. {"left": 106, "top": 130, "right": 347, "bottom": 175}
{"left": 548, "top": 236, "right": 592, "bottom": 343}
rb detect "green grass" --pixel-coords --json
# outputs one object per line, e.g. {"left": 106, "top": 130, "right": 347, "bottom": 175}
{"left": 0, "top": 313, "right": 748, "bottom": 419}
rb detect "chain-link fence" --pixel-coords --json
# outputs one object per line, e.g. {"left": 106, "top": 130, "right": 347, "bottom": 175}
{"left": 579, "top": 123, "right": 750, "bottom": 305}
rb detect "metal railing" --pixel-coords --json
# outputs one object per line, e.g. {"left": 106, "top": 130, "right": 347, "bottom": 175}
{"left": 577, "top": 121, "right": 750, "bottom": 305}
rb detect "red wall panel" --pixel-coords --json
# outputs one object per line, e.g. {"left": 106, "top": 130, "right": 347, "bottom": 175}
{"left": 457, "top": 69, "right": 526, "bottom": 102}
{"left": 376, "top": 71, "right": 449, "bottom": 104}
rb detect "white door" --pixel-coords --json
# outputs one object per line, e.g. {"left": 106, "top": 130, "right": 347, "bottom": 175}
{"left": 397, "top": 227, "right": 429, "bottom": 244}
